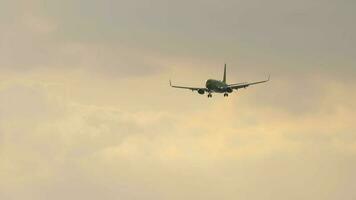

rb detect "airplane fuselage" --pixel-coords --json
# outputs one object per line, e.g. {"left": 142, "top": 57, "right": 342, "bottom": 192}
{"left": 206, "top": 79, "right": 230, "bottom": 93}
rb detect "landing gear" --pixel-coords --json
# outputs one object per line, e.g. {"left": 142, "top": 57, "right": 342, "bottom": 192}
{"left": 224, "top": 93, "right": 229, "bottom": 97}
{"left": 207, "top": 93, "right": 212, "bottom": 98}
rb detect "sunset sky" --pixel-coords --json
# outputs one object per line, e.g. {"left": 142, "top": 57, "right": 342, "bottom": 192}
{"left": 1, "top": 0, "right": 356, "bottom": 199}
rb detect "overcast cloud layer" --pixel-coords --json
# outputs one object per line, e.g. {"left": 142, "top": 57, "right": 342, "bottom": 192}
{"left": 1, "top": 0, "right": 356, "bottom": 199}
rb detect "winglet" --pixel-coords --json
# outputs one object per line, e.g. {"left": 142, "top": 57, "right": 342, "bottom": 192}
{"left": 267, "top": 74, "right": 271, "bottom": 81}
{"left": 169, "top": 80, "right": 172, "bottom": 87}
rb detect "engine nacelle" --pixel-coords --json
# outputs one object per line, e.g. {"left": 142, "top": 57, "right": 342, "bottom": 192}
{"left": 198, "top": 89, "right": 205, "bottom": 95}
{"left": 226, "top": 88, "right": 233, "bottom": 93}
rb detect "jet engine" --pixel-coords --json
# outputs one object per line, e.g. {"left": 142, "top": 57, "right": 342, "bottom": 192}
{"left": 198, "top": 89, "right": 205, "bottom": 95}
{"left": 226, "top": 88, "right": 233, "bottom": 93}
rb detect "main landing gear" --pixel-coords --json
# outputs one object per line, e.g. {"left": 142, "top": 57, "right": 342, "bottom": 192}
{"left": 224, "top": 93, "right": 229, "bottom": 97}
{"left": 207, "top": 93, "right": 212, "bottom": 98}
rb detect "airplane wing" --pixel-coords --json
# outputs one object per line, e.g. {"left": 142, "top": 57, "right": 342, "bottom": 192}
{"left": 170, "top": 80, "right": 208, "bottom": 92}
{"left": 228, "top": 75, "right": 270, "bottom": 90}
{"left": 227, "top": 82, "right": 248, "bottom": 87}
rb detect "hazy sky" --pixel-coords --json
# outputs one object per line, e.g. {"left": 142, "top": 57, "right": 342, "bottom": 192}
{"left": 1, "top": 0, "right": 356, "bottom": 199}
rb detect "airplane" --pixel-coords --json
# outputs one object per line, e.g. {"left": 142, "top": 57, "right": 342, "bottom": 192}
{"left": 170, "top": 64, "right": 269, "bottom": 98}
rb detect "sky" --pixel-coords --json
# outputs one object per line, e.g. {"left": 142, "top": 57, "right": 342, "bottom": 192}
{"left": 0, "top": 0, "right": 356, "bottom": 199}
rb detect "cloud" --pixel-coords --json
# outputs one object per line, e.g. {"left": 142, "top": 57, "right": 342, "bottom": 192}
{"left": 0, "top": 67, "right": 355, "bottom": 199}
{"left": 1, "top": 0, "right": 356, "bottom": 199}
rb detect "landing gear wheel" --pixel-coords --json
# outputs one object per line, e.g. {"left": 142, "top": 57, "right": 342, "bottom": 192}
{"left": 224, "top": 93, "right": 229, "bottom": 97}
{"left": 207, "top": 94, "right": 212, "bottom": 98}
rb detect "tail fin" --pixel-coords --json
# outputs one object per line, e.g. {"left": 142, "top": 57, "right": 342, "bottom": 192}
{"left": 223, "top": 64, "right": 227, "bottom": 83}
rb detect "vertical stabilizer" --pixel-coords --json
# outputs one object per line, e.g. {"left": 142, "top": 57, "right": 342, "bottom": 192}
{"left": 223, "top": 64, "right": 227, "bottom": 83}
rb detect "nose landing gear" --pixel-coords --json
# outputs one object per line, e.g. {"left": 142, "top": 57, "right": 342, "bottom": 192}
{"left": 207, "top": 93, "right": 212, "bottom": 98}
